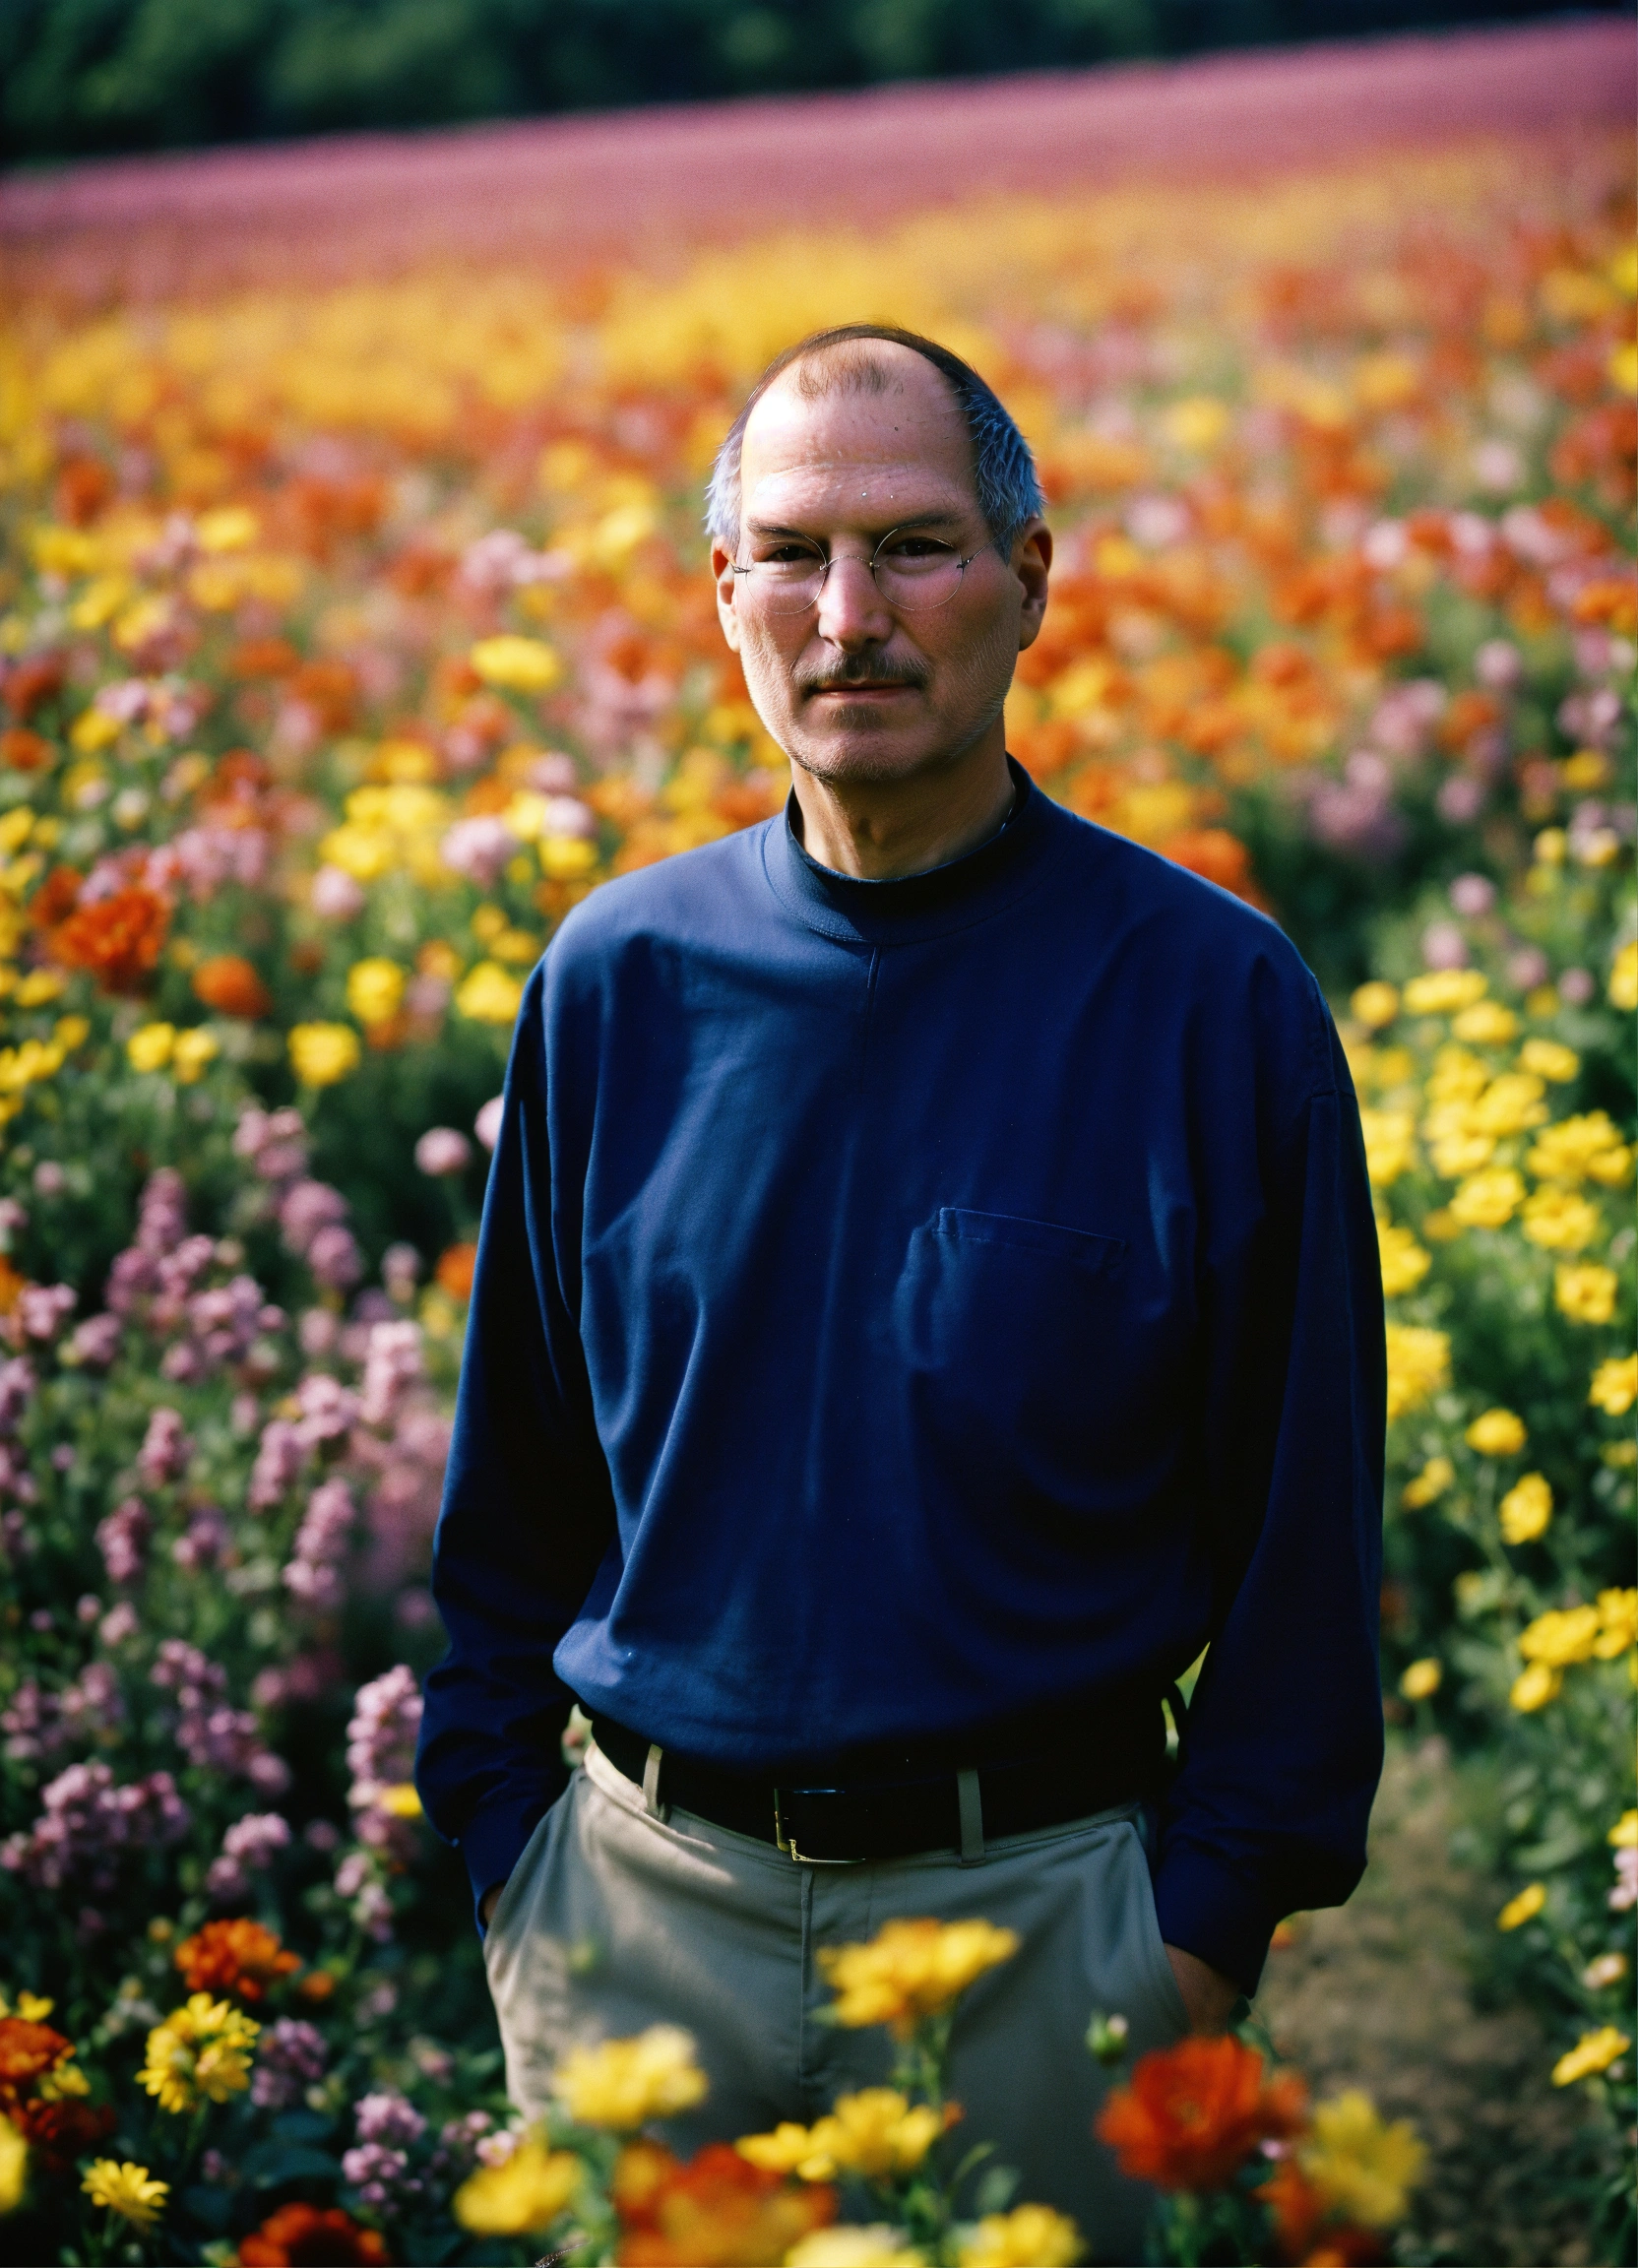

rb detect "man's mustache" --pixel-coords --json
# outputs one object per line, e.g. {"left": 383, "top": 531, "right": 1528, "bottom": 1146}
{"left": 795, "top": 655, "right": 929, "bottom": 696}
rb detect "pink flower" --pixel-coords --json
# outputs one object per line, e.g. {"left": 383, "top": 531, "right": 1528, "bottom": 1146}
{"left": 311, "top": 864, "right": 366, "bottom": 918}
{"left": 413, "top": 1127, "right": 471, "bottom": 1177}
{"left": 439, "top": 815, "right": 518, "bottom": 889}
{"left": 473, "top": 1096, "right": 504, "bottom": 1152}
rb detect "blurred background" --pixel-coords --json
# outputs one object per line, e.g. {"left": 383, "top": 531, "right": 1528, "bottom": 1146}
{"left": 0, "top": 10, "right": 1633, "bottom": 2267}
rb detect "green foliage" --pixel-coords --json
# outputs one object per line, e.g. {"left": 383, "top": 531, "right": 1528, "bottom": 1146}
{"left": 2, "top": 0, "right": 1624, "bottom": 161}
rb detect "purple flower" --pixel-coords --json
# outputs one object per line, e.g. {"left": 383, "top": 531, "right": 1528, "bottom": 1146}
{"left": 138, "top": 1407, "right": 192, "bottom": 1485}
{"left": 473, "top": 1096, "right": 504, "bottom": 1153}
{"left": 382, "top": 1244, "right": 421, "bottom": 1302}
{"left": 1448, "top": 873, "right": 1495, "bottom": 917}
{"left": 279, "top": 1179, "right": 349, "bottom": 1258}
{"left": 1506, "top": 947, "right": 1549, "bottom": 991}
{"left": 359, "top": 1321, "right": 421, "bottom": 1430}
{"left": 32, "top": 1162, "right": 65, "bottom": 1198}
{"left": 439, "top": 816, "right": 518, "bottom": 890}
{"left": 235, "top": 1106, "right": 309, "bottom": 1186}
{"left": 207, "top": 1810, "right": 292, "bottom": 1901}
{"left": 413, "top": 1128, "right": 472, "bottom": 1177}
{"left": 95, "top": 1497, "right": 152, "bottom": 1585}
{"left": 1474, "top": 638, "right": 1522, "bottom": 690}
{"left": 342, "top": 2141, "right": 418, "bottom": 2209}
{"left": 251, "top": 2017, "right": 328, "bottom": 2110}
{"left": 284, "top": 1479, "right": 355, "bottom": 1609}
{"left": 311, "top": 865, "right": 367, "bottom": 919}
{"left": 248, "top": 1418, "right": 305, "bottom": 1511}
{"left": 308, "top": 1225, "right": 363, "bottom": 1292}
{"left": 1558, "top": 968, "right": 1596, "bottom": 1007}
{"left": 70, "top": 1314, "right": 122, "bottom": 1368}
{"left": 1419, "top": 921, "right": 1470, "bottom": 972}
{"left": 0, "top": 1356, "right": 34, "bottom": 1435}
{"left": 355, "top": 2090, "right": 426, "bottom": 2147}
{"left": 1, "top": 1762, "right": 188, "bottom": 1892}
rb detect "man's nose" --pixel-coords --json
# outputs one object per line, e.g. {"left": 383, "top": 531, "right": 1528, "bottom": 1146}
{"left": 814, "top": 552, "right": 893, "bottom": 647}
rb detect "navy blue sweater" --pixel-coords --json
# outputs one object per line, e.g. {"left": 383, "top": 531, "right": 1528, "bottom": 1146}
{"left": 416, "top": 767, "right": 1385, "bottom": 1991}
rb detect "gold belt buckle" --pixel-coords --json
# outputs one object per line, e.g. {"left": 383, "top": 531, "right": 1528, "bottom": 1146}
{"left": 774, "top": 1789, "right": 865, "bottom": 1865}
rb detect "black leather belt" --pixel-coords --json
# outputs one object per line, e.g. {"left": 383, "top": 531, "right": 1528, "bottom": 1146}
{"left": 590, "top": 1700, "right": 1167, "bottom": 1864}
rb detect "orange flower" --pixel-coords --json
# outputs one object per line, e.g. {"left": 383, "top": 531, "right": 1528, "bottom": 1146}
{"left": 435, "top": 1242, "right": 477, "bottom": 1300}
{"left": 174, "top": 1919, "right": 300, "bottom": 2004}
{"left": 51, "top": 884, "right": 169, "bottom": 994}
{"left": 29, "top": 864, "right": 85, "bottom": 930}
{"left": 0, "top": 2016, "right": 74, "bottom": 2099}
{"left": 237, "top": 2202, "right": 392, "bottom": 2264}
{"left": 614, "top": 2140, "right": 835, "bottom": 2267}
{"left": 192, "top": 954, "right": 272, "bottom": 1020}
{"left": 1095, "top": 2035, "right": 1307, "bottom": 2191}
{"left": 1, "top": 728, "right": 52, "bottom": 771}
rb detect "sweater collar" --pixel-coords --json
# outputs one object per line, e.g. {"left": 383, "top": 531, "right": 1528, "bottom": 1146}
{"left": 762, "top": 758, "right": 1064, "bottom": 946}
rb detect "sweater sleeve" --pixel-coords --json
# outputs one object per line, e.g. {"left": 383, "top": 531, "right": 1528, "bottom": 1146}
{"left": 415, "top": 961, "right": 616, "bottom": 1921}
{"left": 1151, "top": 1014, "right": 1386, "bottom": 1995}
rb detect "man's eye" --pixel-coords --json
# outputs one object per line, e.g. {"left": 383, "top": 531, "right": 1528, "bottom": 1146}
{"left": 762, "top": 544, "right": 822, "bottom": 566}
{"left": 883, "top": 536, "right": 952, "bottom": 560}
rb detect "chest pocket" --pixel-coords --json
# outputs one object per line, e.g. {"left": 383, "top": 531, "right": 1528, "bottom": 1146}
{"left": 892, "top": 1207, "right": 1140, "bottom": 1498}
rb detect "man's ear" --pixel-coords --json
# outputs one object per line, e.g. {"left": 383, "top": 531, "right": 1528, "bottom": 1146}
{"left": 712, "top": 539, "right": 742, "bottom": 653}
{"left": 1014, "top": 520, "right": 1052, "bottom": 655}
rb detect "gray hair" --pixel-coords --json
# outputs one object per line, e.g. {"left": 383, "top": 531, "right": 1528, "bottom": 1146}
{"left": 704, "top": 324, "right": 1045, "bottom": 555}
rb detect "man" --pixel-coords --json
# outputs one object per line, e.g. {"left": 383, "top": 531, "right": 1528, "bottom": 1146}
{"left": 417, "top": 324, "right": 1385, "bottom": 2250}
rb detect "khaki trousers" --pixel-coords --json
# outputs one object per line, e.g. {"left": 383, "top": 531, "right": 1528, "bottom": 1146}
{"left": 483, "top": 1741, "right": 1190, "bottom": 2264}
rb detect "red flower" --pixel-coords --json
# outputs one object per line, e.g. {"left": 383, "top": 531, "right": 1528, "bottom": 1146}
{"left": 51, "top": 884, "right": 169, "bottom": 994}
{"left": 10, "top": 2095, "right": 116, "bottom": 2177}
{"left": 3, "top": 653, "right": 66, "bottom": 723}
{"left": 193, "top": 954, "right": 273, "bottom": 1020}
{"left": 29, "top": 865, "right": 85, "bottom": 931}
{"left": 1, "top": 728, "right": 52, "bottom": 772}
{"left": 0, "top": 2016, "right": 74, "bottom": 2100}
{"left": 613, "top": 2140, "right": 835, "bottom": 2266}
{"left": 1095, "top": 2035, "right": 1307, "bottom": 2192}
{"left": 237, "top": 2202, "right": 392, "bottom": 2265}
{"left": 175, "top": 1918, "right": 301, "bottom": 2003}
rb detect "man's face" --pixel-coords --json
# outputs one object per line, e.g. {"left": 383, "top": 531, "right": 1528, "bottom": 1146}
{"left": 712, "top": 346, "right": 1050, "bottom": 789}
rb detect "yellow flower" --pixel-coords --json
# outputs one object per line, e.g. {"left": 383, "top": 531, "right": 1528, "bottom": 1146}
{"left": 0, "top": 2118, "right": 25, "bottom": 2216}
{"left": 1509, "top": 1661, "right": 1562, "bottom": 1712}
{"left": 1299, "top": 2090, "right": 1425, "bottom": 2229}
{"left": 0, "top": 1991, "right": 54, "bottom": 2022}
{"left": 1465, "top": 1409, "right": 1526, "bottom": 1457}
{"left": 1496, "top": 1882, "right": 1546, "bottom": 1930}
{"left": 1527, "top": 1111, "right": 1631, "bottom": 1185}
{"left": 817, "top": 1918, "right": 1019, "bottom": 2036}
{"left": 1519, "top": 1606, "right": 1601, "bottom": 1667}
{"left": 791, "top": 2089, "right": 944, "bottom": 2181}
{"left": 1376, "top": 1223, "right": 1429, "bottom": 1296}
{"left": 539, "top": 833, "right": 598, "bottom": 879}
{"left": 1551, "top": 2028, "right": 1630, "bottom": 2086}
{"left": 1609, "top": 1810, "right": 1638, "bottom": 1849}
{"left": 170, "top": 1029, "right": 220, "bottom": 1085}
{"left": 1590, "top": 1354, "right": 1638, "bottom": 1416}
{"left": 377, "top": 1782, "right": 423, "bottom": 1818}
{"left": 1609, "top": 941, "right": 1637, "bottom": 1013}
{"left": 196, "top": 506, "right": 260, "bottom": 552}
{"left": 1518, "top": 1038, "right": 1580, "bottom": 1083}
{"left": 346, "top": 957, "right": 407, "bottom": 1027}
{"left": 1350, "top": 980, "right": 1399, "bottom": 1029}
{"left": 1555, "top": 1263, "right": 1618, "bottom": 1325}
{"left": 958, "top": 2203, "right": 1084, "bottom": 2267}
{"left": 553, "top": 2025, "right": 708, "bottom": 2128}
{"left": 1451, "top": 1001, "right": 1518, "bottom": 1044}
{"left": 471, "top": 635, "right": 563, "bottom": 693}
{"left": 1449, "top": 1168, "right": 1525, "bottom": 1229}
{"left": 287, "top": 1022, "right": 360, "bottom": 1087}
{"left": 126, "top": 1023, "right": 176, "bottom": 1073}
{"left": 317, "top": 823, "right": 394, "bottom": 880}
{"left": 1595, "top": 1590, "right": 1638, "bottom": 1658}
{"left": 1401, "top": 1455, "right": 1453, "bottom": 1508}
{"left": 454, "top": 961, "right": 525, "bottom": 1025}
{"left": 785, "top": 2228, "right": 921, "bottom": 2268}
{"left": 1498, "top": 1473, "right": 1552, "bottom": 1545}
{"left": 139, "top": 1993, "right": 259, "bottom": 2113}
{"left": 1520, "top": 1185, "right": 1602, "bottom": 1252}
{"left": 1398, "top": 1658, "right": 1440, "bottom": 1702}
{"left": 736, "top": 2122, "right": 826, "bottom": 2177}
{"left": 1358, "top": 1108, "right": 1415, "bottom": 1186}
{"left": 82, "top": 2161, "right": 168, "bottom": 2233}
{"left": 1403, "top": 971, "right": 1487, "bottom": 1015}
{"left": 453, "top": 2138, "right": 580, "bottom": 2236}
{"left": 1384, "top": 1325, "right": 1449, "bottom": 1421}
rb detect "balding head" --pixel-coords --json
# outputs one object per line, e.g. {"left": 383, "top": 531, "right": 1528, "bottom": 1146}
{"left": 706, "top": 325, "right": 1043, "bottom": 553}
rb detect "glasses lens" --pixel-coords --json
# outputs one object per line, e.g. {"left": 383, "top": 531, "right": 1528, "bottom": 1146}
{"left": 738, "top": 557, "right": 827, "bottom": 614}
{"left": 873, "top": 549, "right": 966, "bottom": 611}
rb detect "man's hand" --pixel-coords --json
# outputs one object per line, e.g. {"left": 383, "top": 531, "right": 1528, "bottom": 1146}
{"left": 479, "top": 1883, "right": 502, "bottom": 1927}
{"left": 1164, "top": 1943, "right": 1240, "bottom": 2033}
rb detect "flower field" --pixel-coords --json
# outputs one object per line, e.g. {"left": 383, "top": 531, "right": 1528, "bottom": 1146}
{"left": 0, "top": 46, "right": 1633, "bottom": 2264}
